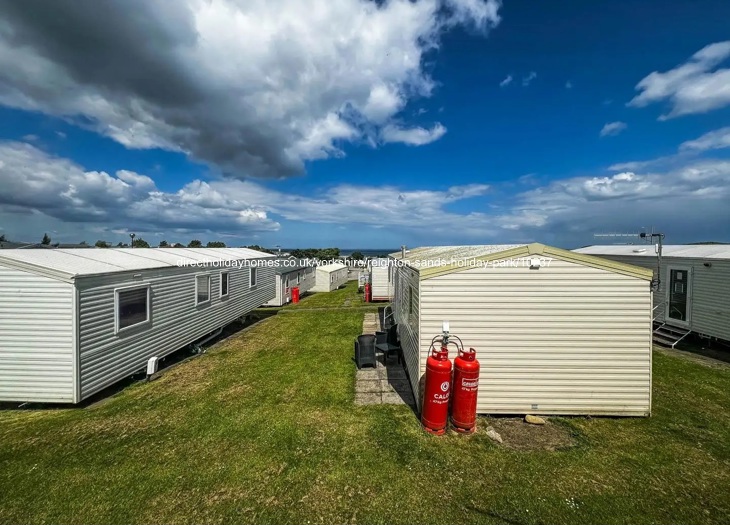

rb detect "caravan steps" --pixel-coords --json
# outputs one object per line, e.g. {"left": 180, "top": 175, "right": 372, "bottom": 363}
{"left": 653, "top": 323, "right": 691, "bottom": 349}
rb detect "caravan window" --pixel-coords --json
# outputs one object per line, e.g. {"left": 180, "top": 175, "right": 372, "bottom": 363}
{"left": 196, "top": 274, "right": 211, "bottom": 304}
{"left": 115, "top": 286, "right": 150, "bottom": 332}
{"left": 250, "top": 267, "right": 257, "bottom": 287}
{"left": 220, "top": 272, "right": 230, "bottom": 297}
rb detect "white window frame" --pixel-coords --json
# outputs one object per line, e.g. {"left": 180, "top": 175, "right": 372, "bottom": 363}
{"left": 250, "top": 267, "right": 257, "bottom": 288}
{"left": 220, "top": 271, "right": 230, "bottom": 298}
{"left": 114, "top": 284, "right": 151, "bottom": 334}
{"left": 195, "top": 273, "right": 212, "bottom": 305}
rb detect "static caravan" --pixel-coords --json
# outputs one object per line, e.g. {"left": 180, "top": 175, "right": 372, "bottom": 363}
{"left": 311, "top": 263, "right": 348, "bottom": 292}
{"left": 0, "top": 247, "right": 275, "bottom": 404}
{"left": 390, "top": 243, "right": 654, "bottom": 417}
{"left": 369, "top": 258, "right": 394, "bottom": 301}
{"left": 575, "top": 245, "right": 730, "bottom": 345}
{"left": 266, "top": 259, "right": 317, "bottom": 306}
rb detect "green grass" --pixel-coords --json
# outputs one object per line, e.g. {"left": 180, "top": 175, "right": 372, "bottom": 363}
{"left": 1, "top": 288, "right": 729, "bottom": 524}
{"left": 257, "top": 280, "right": 379, "bottom": 312}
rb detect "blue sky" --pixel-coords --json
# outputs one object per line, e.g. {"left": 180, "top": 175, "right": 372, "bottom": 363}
{"left": 0, "top": 0, "right": 729, "bottom": 248}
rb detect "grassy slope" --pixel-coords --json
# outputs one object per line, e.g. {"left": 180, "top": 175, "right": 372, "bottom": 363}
{"left": 0, "top": 282, "right": 728, "bottom": 524}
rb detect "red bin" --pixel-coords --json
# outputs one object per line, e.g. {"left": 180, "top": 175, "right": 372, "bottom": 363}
{"left": 292, "top": 286, "right": 300, "bottom": 303}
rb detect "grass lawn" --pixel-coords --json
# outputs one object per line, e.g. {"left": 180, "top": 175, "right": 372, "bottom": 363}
{"left": 1, "top": 282, "right": 729, "bottom": 524}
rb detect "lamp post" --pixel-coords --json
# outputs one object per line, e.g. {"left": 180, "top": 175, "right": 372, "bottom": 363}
{"left": 130, "top": 233, "right": 136, "bottom": 248}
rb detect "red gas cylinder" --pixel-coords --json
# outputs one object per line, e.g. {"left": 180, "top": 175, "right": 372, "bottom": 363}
{"left": 450, "top": 347, "right": 480, "bottom": 433}
{"left": 421, "top": 345, "right": 452, "bottom": 435}
{"left": 364, "top": 283, "right": 371, "bottom": 302}
{"left": 292, "top": 287, "right": 300, "bottom": 303}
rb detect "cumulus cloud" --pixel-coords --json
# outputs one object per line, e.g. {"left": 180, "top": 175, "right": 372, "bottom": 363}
{"left": 499, "top": 75, "right": 513, "bottom": 87}
{"left": 629, "top": 41, "right": 730, "bottom": 119}
{"left": 380, "top": 123, "right": 447, "bottom": 146}
{"left": 679, "top": 126, "right": 730, "bottom": 152}
{"left": 0, "top": 141, "right": 495, "bottom": 239}
{"left": 0, "top": 141, "right": 280, "bottom": 234}
{"left": 0, "top": 0, "right": 501, "bottom": 179}
{"left": 522, "top": 71, "right": 537, "bottom": 87}
{"left": 496, "top": 158, "right": 730, "bottom": 244}
{"left": 600, "top": 121, "right": 627, "bottom": 137}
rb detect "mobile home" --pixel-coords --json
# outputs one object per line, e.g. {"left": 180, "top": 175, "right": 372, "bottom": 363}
{"left": 0, "top": 247, "right": 275, "bottom": 404}
{"left": 390, "top": 243, "right": 654, "bottom": 417}
{"left": 575, "top": 245, "right": 730, "bottom": 345}
{"left": 265, "top": 259, "right": 317, "bottom": 306}
{"left": 369, "top": 258, "right": 394, "bottom": 301}
{"left": 311, "top": 262, "right": 348, "bottom": 292}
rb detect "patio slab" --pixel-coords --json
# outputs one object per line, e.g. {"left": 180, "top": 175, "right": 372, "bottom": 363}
{"left": 354, "top": 312, "right": 416, "bottom": 408}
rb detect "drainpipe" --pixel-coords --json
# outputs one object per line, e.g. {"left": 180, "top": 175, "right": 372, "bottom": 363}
{"left": 401, "top": 245, "right": 406, "bottom": 259}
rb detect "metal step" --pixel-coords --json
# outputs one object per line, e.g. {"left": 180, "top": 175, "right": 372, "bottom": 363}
{"left": 652, "top": 324, "right": 691, "bottom": 349}
{"left": 659, "top": 324, "right": 691, "bottom": 336}
{"left": 653, "top": 334, "right": 678, "bottom": 347}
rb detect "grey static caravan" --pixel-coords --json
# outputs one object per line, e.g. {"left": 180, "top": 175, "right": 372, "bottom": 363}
{"left": 0, "top": 247, "right": 275, "bottom": 404}
{"left": 311, "top": 262, "right": 348, "bottom": 292}
{"left": 265, "top": 259, "right": 317, "bottom": 306}
{"left": 369, "top": 258, "right": 394, "bottom": 301}
{"left": 390, "top": 243, "right": 654, "bottom": 417}
{"left": 575, "top": 245, "right": 730, "bottom": 343}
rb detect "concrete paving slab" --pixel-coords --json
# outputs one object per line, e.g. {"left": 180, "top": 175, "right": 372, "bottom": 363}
{"left": 356, "top": 369, "right": 380, "bottom": 381}
{"left": 356, "top": 380, "right": 382, "bottom": 393}
{"left": 355, "top": 392, "right": 381, "bottom": 405}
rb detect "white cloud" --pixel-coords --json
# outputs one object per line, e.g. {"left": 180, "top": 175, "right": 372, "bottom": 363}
{"left": 679, "top": 126, "right": 730, "bottom": 152}
{"left": 0, "top": 0, "right": 501, "bottom": 179}
{"left": 629, "top": 41, "right": 730, "bottom": 119}
{"left": 600, "top": 121, "right": 627, "bottom": 137}
{"left": 499, "top": 74, "right": 513, "bottom": 87}
{"left": 380, "top": 123, "right": 447, "bottom": 146}
{"left": 0, "top": 141, "right": 280, "bottom": 235}
{"left": 522, "top": 71, "right": 537, "bottom": 87}
{"left": 0, "top": 140, "right": 495, "bottom": 240}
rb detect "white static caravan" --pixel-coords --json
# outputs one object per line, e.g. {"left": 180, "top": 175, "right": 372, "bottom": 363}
{"left": 0, "top": 247, "right": 275, "bottom": 404}
{"left": 369, "top": 258, "right": 394, "bottom": 301}
{"left": 390, "top": 243, "right": 654, "bottom": 417}
{"left": 311, "top": 262, "right": 348, "bottom": 292}
{"left": 265, "top": 259, "right": 316, "bottom": 306}
{"left": 575, "top": 245, "right": 730, "bottom": 344}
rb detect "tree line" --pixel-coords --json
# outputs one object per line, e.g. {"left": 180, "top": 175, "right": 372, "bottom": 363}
{"left": 34, "top": 233, "right": 269, "bottom": 250}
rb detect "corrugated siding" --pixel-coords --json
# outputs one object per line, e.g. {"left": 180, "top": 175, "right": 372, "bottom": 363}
{"left": 589, "top": 254, "right": 730, "bottom": 340}
{"left": 311, "top": 267, "right": 349, "bottom": 292}
{"left": 419, "top": 259, "right": 652, "bottom": 416}
{"left": 0, "top": 266, "right": 75, "bottom": 402}
{"left": 371, "top": 266, "right": 393, "bottom": 300}
{"left": 77, "top": 263, "right": 274, "bottom": 400}
{"left": 392, "top": 264, "right": 420, "bottom": 404}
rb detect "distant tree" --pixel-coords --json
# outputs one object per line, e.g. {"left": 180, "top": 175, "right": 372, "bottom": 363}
{"left": 0, "top": 234, "right": 5, "bottom": 242}
{"left": 245, "top": 244, "right": 274, "bottom": 254}
{"left": 41, "top": 233, "right": 51, "bottom": 245}
{"left": 289, "top": 247, "right": 340, "bottom": 260}
{"left": 207, "top": 241, "right": 226, "bottom": 248}
{"left": 350, "top": 251, "right": 364, "bottom": 260}
{"left": 132, "top": 238, "right": 150, "bottom": 248}
{"left": 95, "top": 240, "right": 110, "bottom": 248}
{"left": 116, "top": 242, "right": 129, "bottom": 248}
{"left": 173, "top": 242, "right": 185, "bottom": 248}
{"left": 188, "top": 239, "right": 203, "bottom": 248}
{"left": 158, "top": 240, "right": 169, "bottom": 248}
{"left": 79, "top": 241, "right": 88, "bottom": 246}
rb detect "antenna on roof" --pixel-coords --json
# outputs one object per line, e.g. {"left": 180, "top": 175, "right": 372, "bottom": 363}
{"left": 593, "top": 228, "right": 665, "bottom": 290}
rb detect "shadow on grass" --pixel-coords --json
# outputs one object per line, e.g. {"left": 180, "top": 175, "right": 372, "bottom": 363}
{"left": 0, "top": 311, "right": 279, "bottom": 412}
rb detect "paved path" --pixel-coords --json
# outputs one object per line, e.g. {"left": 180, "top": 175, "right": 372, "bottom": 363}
{"left": 355, "top": 313, "right": 416, "bottom": 407}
